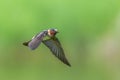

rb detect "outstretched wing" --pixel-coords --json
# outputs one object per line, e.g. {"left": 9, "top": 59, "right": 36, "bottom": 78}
{"left": 23, "top": 30, "right": 47, "bottom": 50}
{"left": 42, "top": 37, "right": 71, "bottom": 67}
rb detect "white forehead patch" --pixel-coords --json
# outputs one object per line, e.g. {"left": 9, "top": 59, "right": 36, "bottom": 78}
{"left": 54, "top": 29, "right": 58, "bottom": 32}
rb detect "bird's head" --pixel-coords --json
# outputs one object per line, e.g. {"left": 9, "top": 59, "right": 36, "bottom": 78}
{"left": 47, "top": 28, "right": 58, "bottom": 37}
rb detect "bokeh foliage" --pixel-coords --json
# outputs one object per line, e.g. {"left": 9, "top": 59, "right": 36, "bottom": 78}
{"left": 0, "top": 0, "right": 120, "bottom": 80}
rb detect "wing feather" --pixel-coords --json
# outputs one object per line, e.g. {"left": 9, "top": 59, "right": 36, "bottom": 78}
{"left": 23, "top": 31, "right": 47, "bottom": 50}
{"left": 42, "top": 37, "right": 71, "bottom": 67}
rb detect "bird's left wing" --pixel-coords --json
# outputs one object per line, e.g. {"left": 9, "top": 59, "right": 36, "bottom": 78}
{"left": 23, "top": 30, "right": 47, "bottom": 50}
{"left": 42, "top": 37, "right": 71, "bottom": 67}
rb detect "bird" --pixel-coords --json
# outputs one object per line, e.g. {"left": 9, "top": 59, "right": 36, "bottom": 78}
{"left": 23, "top": 28, "right": 71, "bottom": 67}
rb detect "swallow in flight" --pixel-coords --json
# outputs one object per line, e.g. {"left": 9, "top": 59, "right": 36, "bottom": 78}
{"left": 23, "top": 28, "right": 71, "bottom": 67}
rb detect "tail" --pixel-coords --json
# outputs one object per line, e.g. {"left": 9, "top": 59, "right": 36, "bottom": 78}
{"left": 23, "top": 40, "right": 31, "bottom": 46}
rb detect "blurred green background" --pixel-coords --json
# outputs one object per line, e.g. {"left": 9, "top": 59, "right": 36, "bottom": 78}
{"left": 0, "top": 0, "right": 120, "bottom": 80}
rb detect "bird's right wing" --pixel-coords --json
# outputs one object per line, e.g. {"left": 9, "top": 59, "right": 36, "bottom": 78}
{"left": 23, "top": 30, "right": 47, "bottom": 50}
{"left": 42, "top": 37, "right": 71, "bottom": 67}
